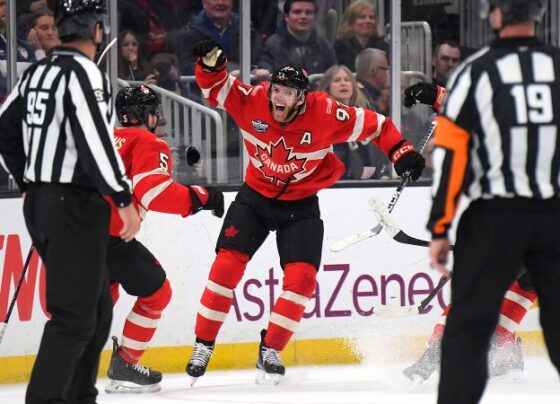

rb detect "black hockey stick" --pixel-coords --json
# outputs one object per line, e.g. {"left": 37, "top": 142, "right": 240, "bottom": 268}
{"left": 0, "top": 245, "right": 35, "bottom": 345}
{"left": 330, "top": 113, "right": 437, "bottom": 252}
{"left": 375, "top": 272, "right": 452, "bottom": 317}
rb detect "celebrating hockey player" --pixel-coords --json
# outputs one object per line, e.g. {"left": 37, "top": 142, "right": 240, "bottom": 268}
{"left": 185, "top": 39, "right": 426, "bottom": 385}
{"left": 105, "top": 84, "right": 224, "bottom": 393}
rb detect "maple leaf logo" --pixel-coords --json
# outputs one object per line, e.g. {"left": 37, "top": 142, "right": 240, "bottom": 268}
{"left": 255, "top": 138, "right": 307, "bottom": 185}
{"left": 224, "top": 224, "right": 239, "bottom": 239}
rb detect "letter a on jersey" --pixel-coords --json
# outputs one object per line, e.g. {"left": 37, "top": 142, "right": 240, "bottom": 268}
{"left": 300, "top": 131, "right": 312, "bottom": 145}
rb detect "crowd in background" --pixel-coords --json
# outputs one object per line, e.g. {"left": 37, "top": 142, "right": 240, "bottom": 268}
{"left": 0, "top": 0, "right": 468, "bottom": 188}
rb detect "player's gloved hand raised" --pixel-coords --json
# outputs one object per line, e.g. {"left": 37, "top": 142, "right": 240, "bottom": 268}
{"left": 404, "top": 82, "right": 447, "bottom": 112}
{"left": 192, "top": 40, "right": 227, "bottom": 72}
{"left": 389, "top": 140, "right": 426, "bottom": 181}
{"left": 189, "top": 185, "right": 225, "bottom": 218}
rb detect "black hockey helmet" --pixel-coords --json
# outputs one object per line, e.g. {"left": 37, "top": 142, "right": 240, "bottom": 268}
{"left": 270, "top": 66, "right": 310, "bottom": 96}
{"left": 116, "top": 84, "right": 161, "bottom": 128}
{"left": 479, "top": 0, "right": 547, "bottom": 26}
{"left": 48, "top": 0, "right": 108, "bottom": 41}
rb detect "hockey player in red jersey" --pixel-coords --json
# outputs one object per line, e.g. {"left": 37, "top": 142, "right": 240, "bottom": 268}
{"left": 402, "top": 83, "right": 539, "bottom": 383}
{"left": 184, "top": 39, "right": 426, "bottom": 385}
{"left": 105, "top": 84, "right": 224, "bottom": 393}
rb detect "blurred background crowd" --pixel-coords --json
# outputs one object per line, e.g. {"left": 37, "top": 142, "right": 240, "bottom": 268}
{"left": 0, "top": 0, "right": 558, "bottom": 190}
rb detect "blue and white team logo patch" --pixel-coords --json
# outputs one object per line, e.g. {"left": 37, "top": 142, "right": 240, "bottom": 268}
{"left": 252, "top": 119, "right": 269, "bottom": 133}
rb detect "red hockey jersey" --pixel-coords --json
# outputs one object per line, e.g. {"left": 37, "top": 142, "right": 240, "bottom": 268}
{"left": 196, "top": 64, "right": 407, "bottom": 200}
{"left": 108, "top": 127, "right": 195, "bottom": 236}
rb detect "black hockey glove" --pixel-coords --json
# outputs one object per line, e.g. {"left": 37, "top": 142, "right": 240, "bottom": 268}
{"left": 186, "top": 146, "right": 201, "bottom": 166}
{"left": 389, "top": 140, "right": 426, "bottom": 181}
{"left": 189, "top": 186, "right": 225, "bottom": 218}
{"left": 192, "top": 39, "right": 227, "bottom": 72}
{"left": 404, "top": 82, "right": 447, "bottom": 112}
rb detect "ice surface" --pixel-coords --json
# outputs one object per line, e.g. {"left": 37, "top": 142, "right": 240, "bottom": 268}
{"left": 0, "top": 357, "right": 558, "bottom": 403}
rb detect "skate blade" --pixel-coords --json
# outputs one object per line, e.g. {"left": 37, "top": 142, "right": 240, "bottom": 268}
{"left": 188, "top": 375, "right": 200, "bottom": 387}
{"left": 492, "top": 369, "right": 525, "bottom": 382}
{"left": 406, "top": 375, "right": 426, "bottom": 389}
{"left": 255, "top": 369, "right": 282, "bottom": 385}
{"left": 105, "top": 380, "right": 161, "bottom": 394}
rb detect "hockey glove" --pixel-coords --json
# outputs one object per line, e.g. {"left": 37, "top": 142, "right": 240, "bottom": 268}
{"left": 389, "top": 140, "right": 426, "bottom": 181}
{"left": 404, "top": 82, "right": 447, "bottom": 112}
{"left": 192, "top": 39, "right": 227, "bottom": 72}
{"left": 189, "top": 185, "right": 225, "bottom": 218}
{"left": 186, "top": 146, "right": 201, "bottom": 166}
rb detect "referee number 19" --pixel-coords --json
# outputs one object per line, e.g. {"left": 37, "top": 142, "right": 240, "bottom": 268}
{"left": 510, "top": 84, "right": 553, "bottom": 124}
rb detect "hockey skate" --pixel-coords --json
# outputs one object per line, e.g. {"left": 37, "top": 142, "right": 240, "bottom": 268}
{"left": 403, "top": 343, "right": 440, "bottom": 385}
{"left": 256, "top": 329, "right": 285, "bottom": 385}
{"left": 489, "top": 337, "right": 524, "bottom": 380}
{"left": 186, "top": 337, "right": 215, "bottom": 386}
{"left": 106, "top": 336, "right": 162, "bottom": 394}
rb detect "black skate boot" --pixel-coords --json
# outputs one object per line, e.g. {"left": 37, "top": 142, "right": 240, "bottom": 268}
{"left": 403, "top": 343, "right": 440, "bottom": 385}
{"left": 186, "top": 337, "right": 215, "bottom": 386}
{"left": 106, "top": 336, "right": 162, "bottom": 394}
{"left": 256, "top": 329, "right": 285, "bottom": 385}
{"left": 489, "top": 337, "right": 524, "bottom": 380}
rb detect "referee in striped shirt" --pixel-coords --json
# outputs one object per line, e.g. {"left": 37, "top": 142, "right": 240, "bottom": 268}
{"left": 427, "top": 1, "right": 559, "bottom": 403}
{"left": 0, "top": 1, "right": 140, "bottom": 403}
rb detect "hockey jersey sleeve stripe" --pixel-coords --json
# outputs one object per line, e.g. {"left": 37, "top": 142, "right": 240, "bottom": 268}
{"left": 200, "top": 71, "right": 229, "bottom": 99}
{"left": 280, "top": 291, "right": 310, "bottom": 306}
{"left": 132, "top": 167, "right": 169, "bottom": 188}
{"left": 269, "top": 312, "right": 299, "bottom": 332}
{"left": 140, "top": 178, "right": 172, "bottom": 209}
{"left": 347, "top": 107, "right": 365, "bottom": 142}
{"left": 429, "top": 117, "right": 470, "bottom": 236}
{"left": 363, "top": 113, "right": 386, "bottom": 143}
{"left": 216, "top": 75, "right": 236, "bottom": 109}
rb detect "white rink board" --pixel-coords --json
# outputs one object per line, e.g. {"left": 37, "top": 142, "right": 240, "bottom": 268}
{"left": 0, "top": 186, "right": 542, "bottom": 357}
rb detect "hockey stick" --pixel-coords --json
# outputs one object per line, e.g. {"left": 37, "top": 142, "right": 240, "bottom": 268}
{"left": 96, "top": 37, "right": 118, "bottom": 67}
{"left": 374, "top": 272, "right": 452, "bottom": 317}
{"left": 0, "top": 245, "right": 35, "bottom": 345}
{"left": 330, "top": 114, "right": 437, "bottom": 253}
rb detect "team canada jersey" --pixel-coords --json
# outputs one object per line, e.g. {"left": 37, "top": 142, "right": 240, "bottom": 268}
{"left": 108, "top": 127, "right": 195, "bottom": 236}
{"left": 196, "top": 65, "right": 407, "bottom": 200}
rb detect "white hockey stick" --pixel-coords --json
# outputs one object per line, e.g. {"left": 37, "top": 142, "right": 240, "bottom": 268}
{"left": 0, "top": 246, "right": 35, "bottom": 345}
{"left": 330, "top": 114, "right": 437, "bottom": 253}
{"left": 96, "top": 37, "right": 118, "bottom": 67}
{"left": 374, "top": 272, "right": 452, "bottom": 317}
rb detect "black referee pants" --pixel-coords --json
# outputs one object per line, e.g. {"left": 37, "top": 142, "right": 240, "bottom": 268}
{"left": 23, "top": 184, "right": 113, "bottom": 404}
{"left": 438, "top": 198, "right": 560, "bottom": 404}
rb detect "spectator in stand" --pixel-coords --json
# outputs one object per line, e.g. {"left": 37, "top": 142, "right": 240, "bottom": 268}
{"left": 16, "top": 0, "right": 48, "bottom": 39}
{"left": 27, "top": 10, "right": 60, "bottom": 60}
{"left": 318, "top": 65, "right": 383, "bottom": 180}
{"left": 432, "top": 39, "right": 461, "bottom": 87}
{"left": 0, "top": 7, "right": 37, "bottom": 77}
{"left": 118, "top": 30, "right": 154, "bottom": 82}
{"left": 255, "top": 0, "right": 337, "bottom": 76}
{"left": 334, "top": 0, "right": 388, "bottom": 72}
{"left": 355, "top": 47, "right": 391, "bottom": 177}
{"left": 149, "top": 52, "right": 183, "bottom": 94}
{"left": 171, "top": 0, "right": 261, "bottom": 76}
{"left": 355, "top": 47, "right": 389, "bottom": 113}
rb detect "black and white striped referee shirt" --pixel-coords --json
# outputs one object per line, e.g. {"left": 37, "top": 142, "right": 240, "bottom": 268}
{"left": 0, "top": 47, "right": 131, "bottom": 206}
{"left": 428, "top": 37, "right": 560, "bottom": 237}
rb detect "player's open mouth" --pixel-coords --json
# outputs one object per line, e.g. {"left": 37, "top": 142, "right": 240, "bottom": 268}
{"left": 274, "top": 105, "right": 286, "bottom": 113}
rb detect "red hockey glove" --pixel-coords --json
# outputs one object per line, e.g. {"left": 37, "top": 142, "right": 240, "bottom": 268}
{"left": 189, "top": 186, "right": 224, "bottom": 217}
{"left": 192, "top": 39, "right": 227, "bottom": 72}
{"left": 389, "top": 140, "right": 426, "bottom": 181}
{"left": 404, "top": 82, "right": 447, "bottom": 112}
